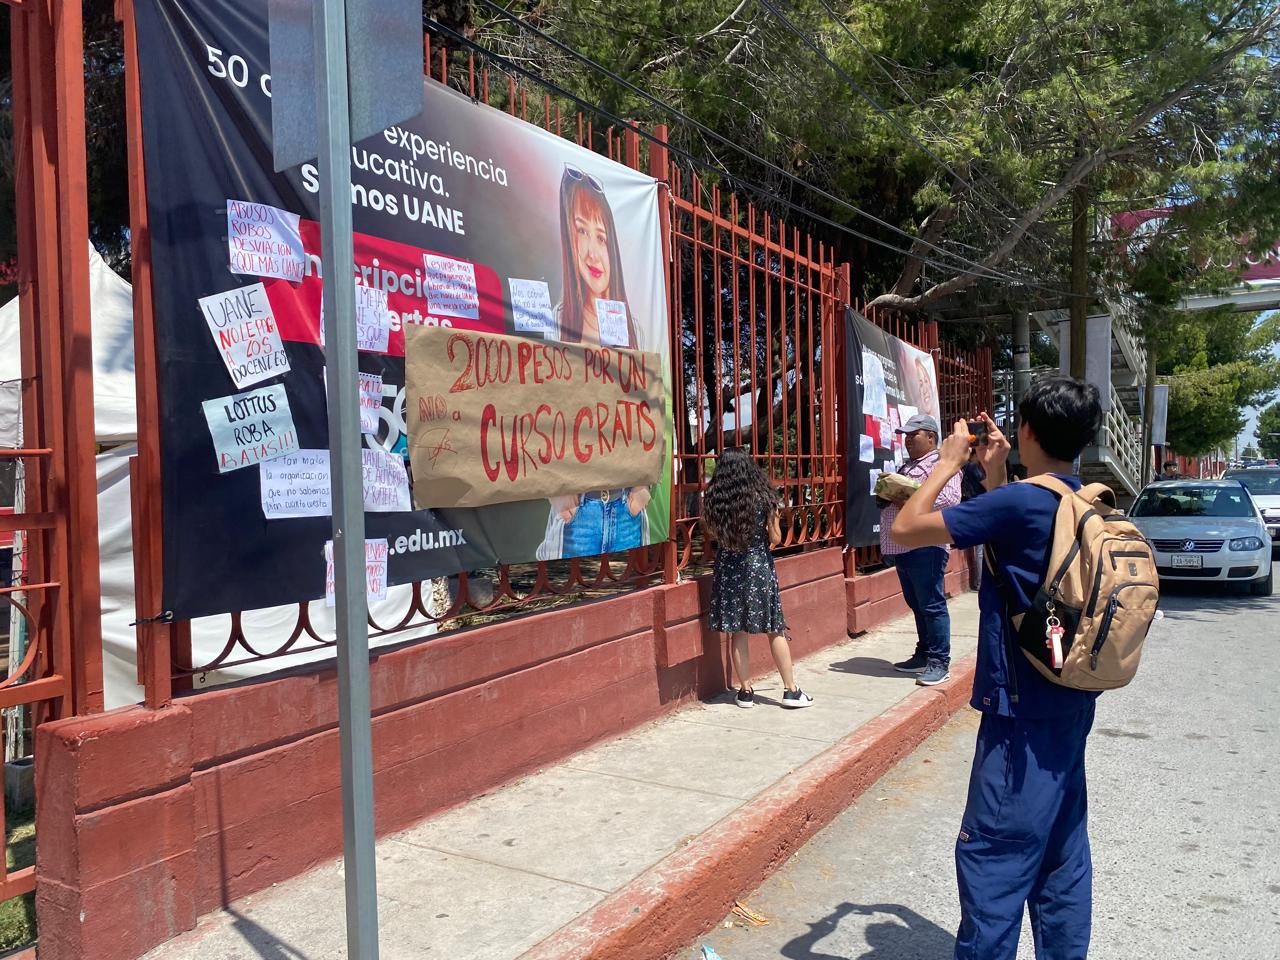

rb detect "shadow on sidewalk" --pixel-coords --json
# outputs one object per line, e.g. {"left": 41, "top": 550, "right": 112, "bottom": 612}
{"left": 826, "top": 657, "right": 905, "bottom": 679}
{"left": 781, "top": 902, "right": 954, "bottom": 960}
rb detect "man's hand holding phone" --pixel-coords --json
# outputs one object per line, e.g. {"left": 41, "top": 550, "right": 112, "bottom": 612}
{"left": 972, "top": 411, "right": 1010, "bottom": 487}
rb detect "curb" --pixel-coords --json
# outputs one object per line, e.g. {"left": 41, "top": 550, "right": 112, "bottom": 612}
{"left": 519, "top": 656, "right": 978, "bottom": 960}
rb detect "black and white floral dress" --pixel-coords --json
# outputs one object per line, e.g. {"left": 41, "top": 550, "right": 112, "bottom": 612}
{"left": 709, "top": 507, "right": 786, "bottom": 634}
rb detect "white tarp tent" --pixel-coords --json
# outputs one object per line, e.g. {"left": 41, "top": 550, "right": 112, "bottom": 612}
{"left": 4, "top": 247, "right": 439, "bottom": 709}
{"left": 0, "top": 244, "right": 137, "bottom": 447}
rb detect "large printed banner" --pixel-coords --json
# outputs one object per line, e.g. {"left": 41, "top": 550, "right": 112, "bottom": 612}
{"left": 134, "top": 0, "right": 672, "bottom": 618}
{"left": 844, "top": 309, "right": 941, "bottom": 548}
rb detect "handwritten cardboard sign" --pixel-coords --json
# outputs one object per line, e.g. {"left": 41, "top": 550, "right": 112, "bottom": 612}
{"left": 227, "top": 199, "right": 305, "bottom": 282}
{"left": 361, "top": 447, "right": 412, "bottom": 512}
{"left": 199, "top": 282, "right": 291, "bottom": 389}
{"left": 324, "top": 538, "right": 389, "bottom": 607}
{"left": 508, "top": 278, "right": 555, "bottom": 336}
{"left": 260, "top": 450, "right": 331, "bottom": 518}
{"left": 424, "top": 253, "right": 480, "bottom": 320}
{"left": 202, "top": 383, "right": 299, "bottom": 473}
{"left": 595, "top": 298, "right": 630, "bottom": 346}
{"left": 404, "top": 326, "right": 665, "bottom": 508}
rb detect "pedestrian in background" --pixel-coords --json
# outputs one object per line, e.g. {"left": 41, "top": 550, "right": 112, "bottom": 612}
{"left": 703, "top": 446, "right": 814, "bottom": 710}
{"left": 877, "top": 414, "right": 962, "bottom": 686}
{"left": 1160, "top": 459, "right": 1183, "bottom": 480}
{"left": 891, "top": 379, "right": 1105, "bottom": 960}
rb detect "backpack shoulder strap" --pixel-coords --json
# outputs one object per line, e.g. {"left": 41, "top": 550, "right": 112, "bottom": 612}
{"left": 1021, "top": 474, "right": 1073, "bottom": 499}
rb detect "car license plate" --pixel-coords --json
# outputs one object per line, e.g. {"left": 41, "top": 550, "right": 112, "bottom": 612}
{"left": 1171, "top": 554, "right": 1202, "bottom": 569}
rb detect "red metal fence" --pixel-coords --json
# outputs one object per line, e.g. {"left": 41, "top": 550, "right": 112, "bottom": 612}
{"left": 33, "top": 16, "right": 991, "bottom": 709}
{"left": 1, "top": 0, "right": 106, "bottom": 905}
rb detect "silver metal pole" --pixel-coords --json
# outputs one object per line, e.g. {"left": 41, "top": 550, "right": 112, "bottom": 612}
{"left": 313, "top": 0, "right": 380, "bottom": 956}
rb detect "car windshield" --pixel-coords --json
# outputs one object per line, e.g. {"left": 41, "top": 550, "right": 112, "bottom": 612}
{"left": 1224, "top": 472, "right": 1280, "bottom": 496}
{"left": 1131, "top": 486, "right": 1255, "bottom": 518}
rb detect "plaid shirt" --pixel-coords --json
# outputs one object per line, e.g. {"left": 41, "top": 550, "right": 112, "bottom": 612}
{"left": 879, "top": 450, "right": 962, "bottom": 556}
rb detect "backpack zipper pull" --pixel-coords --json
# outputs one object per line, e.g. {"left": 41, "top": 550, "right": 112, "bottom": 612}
{"left": 1090, "top": 594, "right": 1120, "bottom": 670}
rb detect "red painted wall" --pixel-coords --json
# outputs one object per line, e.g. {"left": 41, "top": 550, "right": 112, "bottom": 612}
{"left": 36, "top": 547, "right": 888, "bottom": 960}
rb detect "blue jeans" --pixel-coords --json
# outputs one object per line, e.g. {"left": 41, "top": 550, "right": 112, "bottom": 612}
{"left": 955, "top": 704, "right": 1095, "bottom": 959}
{"left": 562, "top": 495, "right": 644, "bottom": 556}
{"left": 894, "top": 546, "right": 951, "bottom": 666}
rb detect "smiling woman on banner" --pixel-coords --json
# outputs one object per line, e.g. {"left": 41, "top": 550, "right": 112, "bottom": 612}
{"left": 537, "top": 165, "right": 652, "bottom": 560}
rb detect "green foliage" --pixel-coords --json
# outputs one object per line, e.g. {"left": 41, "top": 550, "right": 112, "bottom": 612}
{"left": 1257, "top": 403, "right": 1280, "bottom": 459}
{"left": 1152, "top": 310, "right": 1280, "bottom": 454}
{"left": 1241, "top": 444, "right": 1260, "bottom": 459}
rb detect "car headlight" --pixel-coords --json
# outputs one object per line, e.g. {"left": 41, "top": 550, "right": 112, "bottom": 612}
{"left": 1229, "top": 537, "right": 1265, "bottom": 551}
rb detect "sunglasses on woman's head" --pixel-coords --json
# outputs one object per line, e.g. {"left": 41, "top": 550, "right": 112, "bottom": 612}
{"left": 565, "top": 165, "right": 605, "bottom": 192}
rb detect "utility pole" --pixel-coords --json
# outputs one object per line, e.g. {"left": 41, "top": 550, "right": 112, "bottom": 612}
{"left": 1141, "top": 342, "right": 1156, "bottom": 486}
{"left": 1069, "top": 174, "right": 1089, "bottom": 380}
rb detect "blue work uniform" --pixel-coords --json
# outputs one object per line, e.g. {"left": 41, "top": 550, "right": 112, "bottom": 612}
{"left": 943, "top": 475, "right": 1100, "bottom": 960}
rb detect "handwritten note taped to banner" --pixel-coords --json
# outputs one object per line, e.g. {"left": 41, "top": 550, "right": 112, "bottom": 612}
{"left": 404, "top": 326, "right": 665, "bottom": 509}
{"left": 361, "top": 447, "right": 412, "bottom": 512}
{"left": 424, "top": 253, "right": 480, "bottom": 320}
{"left": 355, "top": 284, "right": 391, "bottom": 353}
{"left": 324, "top": 538, "right": 389, "bottom": 607}
{"left": 260, "top": 450, "right": 331, "bottom": 519}
{"left": 595, "top": 299, "right": 630, "bottom": 347}
{"left": 358, "top": 373, "right": 383, "bottom": 434}
{"left": 859, "top": 434, "right": 876, "bottom": 464}
{"left": 202, "top": 383, "right": 299, "bottom": 473}
{"left": 227, "top": 199, "right": 305, "bottom": 282}
{"left": 199, "top": 282, "right": 291, "bottom": 389}
{"left": 509, "top": 278, "right": 555, "bottom": 335}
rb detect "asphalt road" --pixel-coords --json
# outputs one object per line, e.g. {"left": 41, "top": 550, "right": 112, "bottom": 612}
{"left": 696, "top": 561, "right": 1280, "bottom": 960}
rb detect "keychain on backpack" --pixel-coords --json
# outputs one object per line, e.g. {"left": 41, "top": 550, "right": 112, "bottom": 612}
{"left": 1045, "top": 612, "right": 1065, "bottom": 670}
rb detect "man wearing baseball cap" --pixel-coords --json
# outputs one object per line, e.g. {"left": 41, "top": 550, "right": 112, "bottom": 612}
{"left": 877, "top": 413, "right": 962, "bottom": 686}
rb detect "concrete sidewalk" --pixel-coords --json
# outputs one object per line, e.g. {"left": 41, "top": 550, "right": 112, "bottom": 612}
{"left": 144, "top": 594, "right": 979, "bottom": 960}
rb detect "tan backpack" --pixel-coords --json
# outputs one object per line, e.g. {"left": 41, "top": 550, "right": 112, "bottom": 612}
{"left": 986, "top": 475, "right": 1159, "bottom": 693}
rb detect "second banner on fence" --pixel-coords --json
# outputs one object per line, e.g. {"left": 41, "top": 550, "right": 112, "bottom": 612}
{"left": 844, "top": 309, "right": 942, "bottom": 548}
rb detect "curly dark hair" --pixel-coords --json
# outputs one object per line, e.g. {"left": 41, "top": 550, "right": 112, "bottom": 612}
{"left": 703, "top": 447, "right": 779, "bottom": 552}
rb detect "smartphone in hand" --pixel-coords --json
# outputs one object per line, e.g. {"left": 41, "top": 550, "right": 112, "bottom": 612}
{"left": 966, "top": 420, "right": 989, "bottom": 447}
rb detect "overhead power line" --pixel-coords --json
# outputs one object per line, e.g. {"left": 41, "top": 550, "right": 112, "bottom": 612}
{"left": 470, "top": 0, "right": 1082, "bottom": 299}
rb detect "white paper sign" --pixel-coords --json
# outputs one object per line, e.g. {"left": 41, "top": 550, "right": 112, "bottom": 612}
{"left": 508, "top": 278, "right": 555, "bottom": 335}
{"left": 358, "top": 373, "right": 383, "bottom": 434}
{"left": 859, "top": 434, "right": 876, "bottom": 464}
{"left": 884, "top": 460, "right": 896, "bottom": 474}
{"left": 868, "top": 469, "right": 882, "bottom": 496}
{"left": 888, "top": 408, "right": 901, "bottom": 432}
{"left": 595, "top": 298, "right": 630, "bottom": 346}
{"left": 324, "top": 538, "right": 390, "bottom": 607}
{"left": 226, "top": 199, "right": 305, "bottom": 282}
{"left": 260, "top": 450, "right": 331, "bottom": 519}
{"left": 362, "top": 447, "right": 412, "bottom": 512}
{"left": 355, "top": 284, "right": 391, "bottom": 353}
{"left": 198, "top": 282, "right": 291, "bottom": 389}
{"left": 424, "top": 254, "right": 480, "bottom": 320}
{"left": 879, "top": 418, "right": 894, "bottom": 449}
{"left": 202, "top": 383, "right": 299, "bottom": 473}
{"left": 861, "top": 350, "right": 888, "bottom": 419}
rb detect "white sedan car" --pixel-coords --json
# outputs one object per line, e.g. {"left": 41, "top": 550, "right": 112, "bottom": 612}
{"left": 1128, "top": 480, "right": 1273, "bottom": 596}
{"left": 1222, "top": 468, "right": 1280, "bottom": 554}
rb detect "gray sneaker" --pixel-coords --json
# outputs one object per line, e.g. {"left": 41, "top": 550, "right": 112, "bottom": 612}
{"left": 894, "top": 654, "right": 929, "bottom": 674}
{"left": 915, "top": 661, "right": 951, "bottom": 686}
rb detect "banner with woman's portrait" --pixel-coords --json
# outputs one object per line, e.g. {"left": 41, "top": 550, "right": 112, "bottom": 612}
{"left": 843, "top": 309, "right": 941, "bottom": 548}
{"left": 134, "top": 0, "right": 672, "bottom": 617}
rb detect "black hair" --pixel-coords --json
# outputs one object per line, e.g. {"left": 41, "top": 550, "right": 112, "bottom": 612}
{"left": 703, "top": 447, "right": 779, "bottom": 552}
{"left": 1163, "top": 460, "right": 1178, "bottom": 469}
{"left": 1017, "top": 377, "right": 1102, "bottom": 462}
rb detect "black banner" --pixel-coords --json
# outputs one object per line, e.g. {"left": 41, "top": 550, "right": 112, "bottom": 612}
{"left": 134, "top": 0, "right": 671, "bottom": 618}
{"left": 843, "top": 309, "right": 942, "bottom": 547}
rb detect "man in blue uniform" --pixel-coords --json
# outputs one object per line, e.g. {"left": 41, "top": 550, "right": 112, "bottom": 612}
{"left": 890, "top": 377, "right": 1104, "bottom": 960}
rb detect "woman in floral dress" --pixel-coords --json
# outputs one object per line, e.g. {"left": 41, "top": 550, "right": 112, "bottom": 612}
{"left": 703, "top": 447, "right": 814, "bottom": 709}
